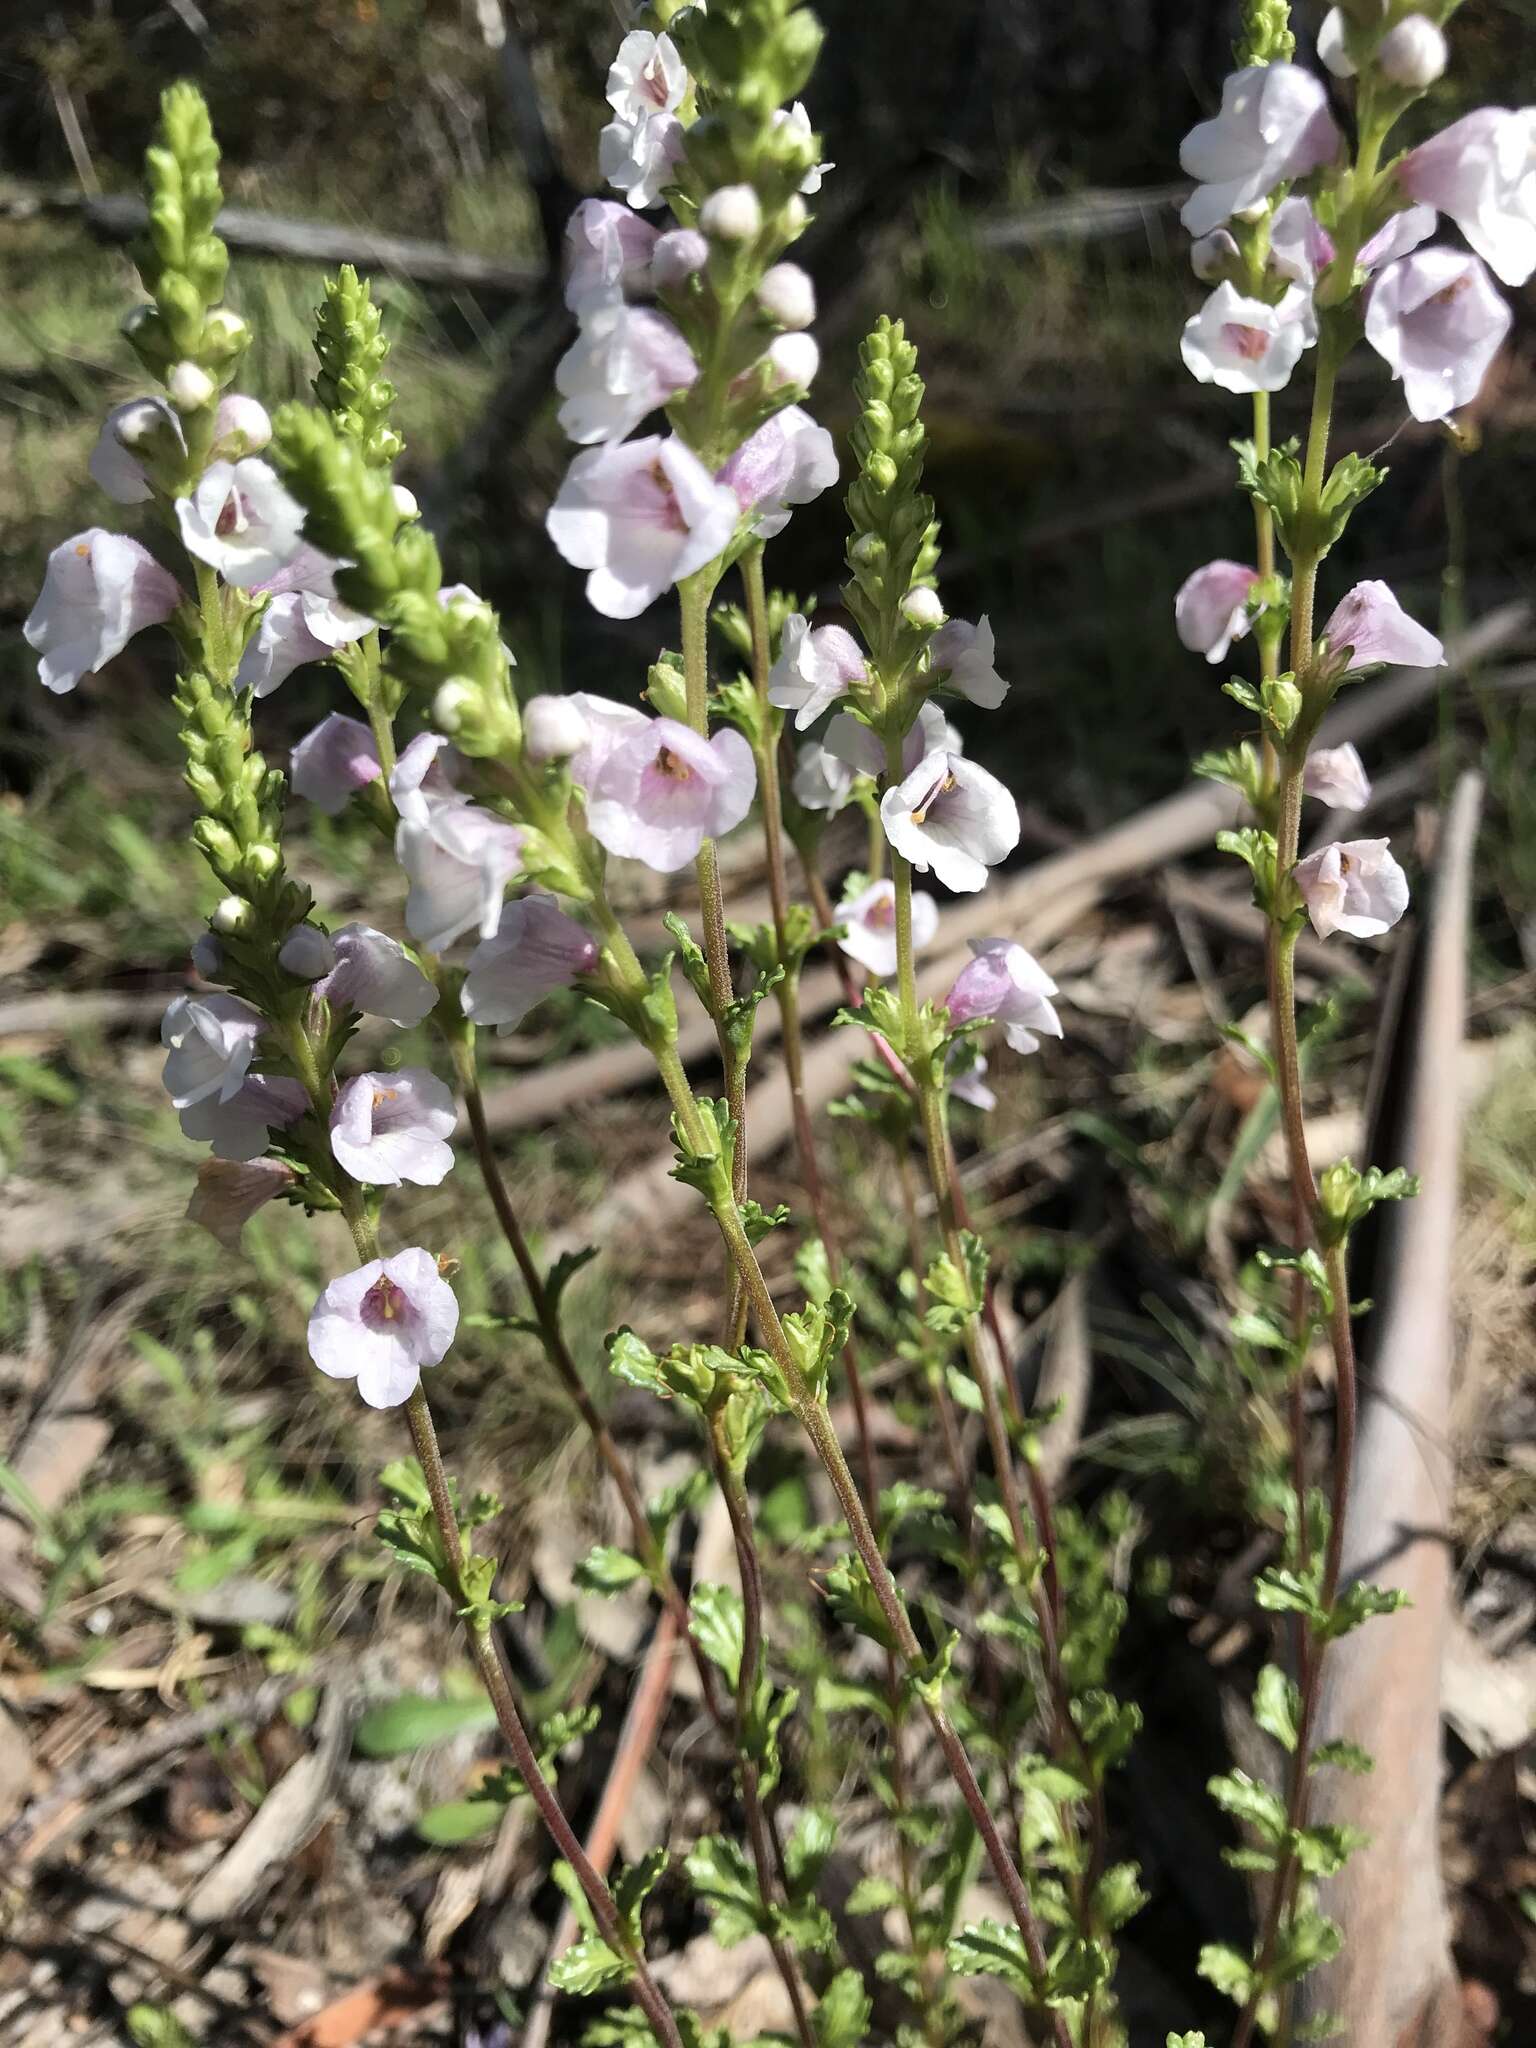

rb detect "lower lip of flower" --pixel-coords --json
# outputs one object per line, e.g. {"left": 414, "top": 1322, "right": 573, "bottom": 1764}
{"left": 1430, "top": 274, "right": 1473, "bottom": 307}
{"left": 1221, "top": 323, "right": 1270, "bottom": 362}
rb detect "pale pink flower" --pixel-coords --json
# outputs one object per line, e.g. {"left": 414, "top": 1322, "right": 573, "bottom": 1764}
{"left": 561, "top": 692, "right": 652, "bottom": 789}
{"left": 210, "top": 394, "right": 273, "bottom": 459}
{"left": 555, "top": 304, "right": 698, "bottom": 445}
{"left": 25, "top": 530, "right": 180, "bottom": 694}
{"left": 161, "top": 993, "right": 264, "bottom": 1109}
{"left": 931, "top": 615, "right": 1008, "bottom": 709}
{"left": 767, "top": 613, "right": 867, "bottom": 729}
{"left": 175, "top": 457, "right": 306, "bottom": 587}
{"left": 1268, "top": 197, "right": 1334, "bottom": 288}
{"left": 289, "top": 713, "right": 382, "bottom": 814}
{"left": 825, "top": 700, "right": 959, "bottom": 781}
{"left": 330, "top": 1068, "right": 456, "bottom": 1187}
{"left": 605, "top": 29, "right": 686, "bottom": 125}
{"left": 1176, "top": 559, "right": 1261, "bottom": 664}
{"left": 1304, "top": 743, "right": 1372, "bottom": 810}
{"left": 318, "top": 923, "right": 438, "bottom": 1027}
{"left": 546, "top": 435, "right": 741, "bottom": 620}
{"left": 1179, "top": 64, "right": 1341, "bottom": 236}
{"left": 1293, "top": 839, "right": 1409, "bottom": 939}
{"left": 462, "top": 895, "right": 599, "bottom": 1032}
{"left": 790, "top": 738, "right": 856, "bottom": 813}
{"left": 237, "top": 576, "right": 372, "bottom": 694}
{"left": 717, "top": 406, "right": 838, "bottom": 540}
{"left": 771, "top": 103, "right": 833, "bottom": 194}
{"left": 389, "top": 731, "right": 463, "bottom": 825}
{"left": 89, "top": 397, "right": 184, "bottom": 503}
{"left": 1363, "top": 247, "right": 1512, "bottom": 421}
{"left": 757, "top": 263, "right": 816, "bottom": 329}
{"left": 880, "top": 751, "right": 1020, "bottom": 894}
{"left": 308, "top": 1247, "right": 459, "bottom": 1409}
{"left": 949, "top": 1054, "right": 997, "bottom": 1112}
{"left": 600, "top": 111, "right": 685, "bottom": 210}
{"left": 586, "top": 717, "right": 757, "bottom": 872}
{"left": 564, "top": 199, "right": 661, "bottom": 313}
{"left": 523, "top": 694, "right": 594, "bottom": 764}
{"left": 1320, "top": 581, "right": 1446, "bottom": 673}
{"left": 179, "top": 1072, "right": 308, "bottom": 1162}
{"left": 1181, "top": 281, "right": 1314, "bottom": 394}
{"left": 945, "top": 939, "right": 1064, "bottom": 1054}
{"left": 764, "top": 333, "right": 819, "bottom": 392}
{"left": 396, "top": 801, "right": 526, "bottom": 951}
{"left": 1358, "top": 204, "right": 1437, "bottom": 271}
{"left": 1399, "top": 108, "right": 1536, "bottom": 287}
{"left": 836, "top": 878, "right": 939, "bottom": 979}
{"left": 187, "top": 1156, "right": 295, "bottom": 1247}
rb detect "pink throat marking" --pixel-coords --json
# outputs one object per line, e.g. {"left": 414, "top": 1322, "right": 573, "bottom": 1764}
{"left": 1221, "top": 322, "right": 1270, "bottom": 363}
{"left": 654, "top": 746, "right": 694, "bottom": 782}
{"left": 362, "top": 1274, "right": 409, "bottom": 1327}
{"left": 214, "top": 490, "right": 249, "bottom": 539}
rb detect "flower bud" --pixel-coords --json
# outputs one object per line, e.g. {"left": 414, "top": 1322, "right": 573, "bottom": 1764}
{"left": 168, "top": 360, "right": 216, "bottom": 411}
{"left": 1190, "top": 228, "right": 1241, "bottom": 282}
{"left": 392, "top": 484, "right": 420, "bottom": 521}
{"left": 901, "top": 587, "right": 945, "bottom": 628}
{"left": 278, "top": 923, "right": 337, "bottom": 981}
{"left": 699, "top": 184, "right": 762, "bottom": 241}
{"left": 203, "top": 308, "right": 251, "bottom": 355}
{"left": 1317, "top": 7, "right": 1357, "bottom": 76}
{"left": 781, "top": 194, "right": 809, "bottom": 236}
{"left": 243, "top": 843, "right": 282, "bottom": 881}
{"left": 191, "top": 932, "right": 223, "bottom": 979}
{"left": 756, "top": 261, "right": 816, "bottom": 330}
{"left": 212, "top": 894, "right": 251, "bottom": 934}
{"left": 1377, "top": 14, "right": 1447, "bottom": 86}
{"left": 524, "top": 693, "right": 591, "bottom": 764}
{"left": 765, "top": 332, "right": 820, "bottom": 391}
{"left": 651, "top": 228, "right": 709, "bottom": 289}
{"left": 432, "top": 678, "right": 479, "bottom": 731}
{"left": 211, "top": 394, "right": 272, "bottom": 457}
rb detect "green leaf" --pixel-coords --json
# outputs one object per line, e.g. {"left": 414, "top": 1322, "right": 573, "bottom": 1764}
{"left": 1253, "top": 1664, "right": 1301, "bottom": 1752}
{"left": 415, "top": 1797, "right": 505, "bottom": 1844}
{"left": 1311, "top": 1738, "right": 1373, "bottom": 1774}
{"left": 352, "top": 1691, "right": 497, "bottom": 1758}
{"left": 685, "top": 1834, "right": 764, "bottom": 1947}
{"left": 815, "top": 1674, "right": 893, "bottom": 1724}
{"left": 646, "top": 1468, "right": 713, "bottom": 1549}
{"left": 1092, "top": 1861, "right": 1148, "bottom": 1932}
{"left": 946, "top": 1919, "right": 1037, "bottom": 1996}
{"left": 613, "top": 1846, "right": 667, "bottom": 1932}
{"left": 845, "top": 1875, "right": 903, "bottom": 1914}
{"left": 1208, "top": 1769, "right": 1288, "bottom": 1843}
{"left": 814, "top": 1968, "right": 872, "bottom": 2048}
{"left": 1197, "top": 1941, "right": 1257, "bottom": 2004}
{"left": 785, "top": 1808, "right": 837, "bottom": 1895}
{"left": 945, "top": 1365, "right": 984, "bottom": 1413}
{"left": 550, "top": 1937, "right": 631, "bottom": 1996}
{"left": 574, "top": 1545, "right": 649, "bottom": 1596}
{"left": 1322, "top": 1581, "right": 1410, "bottom": 1642}
{"left": 1292, "top": 1821, "right": 1369, "bottom": 1876}
{"left": 690, "top": 1582, "right": 746, "bottom": 1686}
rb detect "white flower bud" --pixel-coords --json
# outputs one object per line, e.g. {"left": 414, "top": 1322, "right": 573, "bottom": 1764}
{"left": 433, "top": 678, "right": 479, "bottom": 731}
{"left": 651, "top": 228, "right": 709, "bottom": 289}
{"left": 523, "top": 693, "right": 592, "bottom": 764}
{"left": 765, "top": 332, "right": 820, "bottom": 391}
{"left": 244, "top": 843, "right": 282, "bottom": 880}
{"left": 1377, "top": 14, "right": 1447, "bottom": 87}
{"left": 1190, "top": 228, "right": 1241, "bottom": 282}
{"left": 212, "top": 894, "right": 250, "bottom": 934}
{"left": 278, "top": 923, "right": 337, "bottom": 981}
{"left": 1317, "top": 7, "right": 1357, "bottom": 77}
{"left": 699, "top": 184, "right": 762, "bottom": 241}
{"left": 392, "top": 484, "right": 420, "bottom": 521}
{"left": 203, "top": 308, "right": 250, "bottom": 352}
{"left": 168, "top": 361, "right": 216, "bottom": 411}
{"left": 114, "top": 399, "right": 172, "bottom": 449}
{"left": 211, "top": 394, "right": 272, "bottom": 456}
{"left": 756, "top": 262, "right": 816, "bottom": 330}
{"left": 191, "top": 932, "right": 223, "bottom": 979}
{"left": 901, "top": 587, "right": 945, "bottom": 629}
{"left": 781, "top": 195, "right": 808, "bottom": 236}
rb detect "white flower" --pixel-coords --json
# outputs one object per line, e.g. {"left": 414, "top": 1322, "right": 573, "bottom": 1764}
{"left": 771, "top": 103, "right": 834, "bottom": 193}
{"left": 652, "top": 228, "right": 710, "bottom": 289}
{"left": 179, "top": 1073, "right": 307, "bottom": 1162}
{"left": 317, "top": 923, "right": 438, "bottom": 1027}
{"left": 555, "top": 304, "right": 698, "bottom": 445}
{"left": 600, "top": 111, "right": 685, "bottom": 210}
{"left": 931, "top": 615, "right": 1008, "bottom": 708}
{"left": 1364, "top": 248, "right": 1512, "bottom": 420}
{"left": 836, "top": 878, "right": 939, "bottom": 978}
{"left": 329, "top": 1068, "right": 457, "bottom": 1187}
{"left": 1378, "top": 16, "right": 1447, "bottom": 89}
{"left": 1179, "top": 64, "right": 1341, "bottom": 236}
{"left": 825, "top": 700, "right": 958, "bottom": 780}
{"left": 1317, "top": 8, "right": 1356, "bottom": 79}
{"left": 1303, "top": 743, "right": 1372, "bottom": 810}
{"left": 1268, "top": 197, "right": 1334, "bottom": 289}
{"left": 1292, "top": 838, "right": 1410, "bottom": 939}
{"left": 585, "top": 717, "right": 757, "bottom": 873}
{"left": 790, "top": 738, "right": 856, "bottom": 813}
{"left": 289, "top": 713, "right": 382, "bottom": 814}
{"left": 546, "top": 435, "right": 741, "bottom": 620}
{"left": 308, "top": 1247, "right": 459, "bottom": 1409}
{"left": 1181, "top": 281, "right": 1314, "bottom": 394}
{"left": 700, "top": 185, "right": 763, "bottom": 241}
{"left": 599, "top": 36, "right": 688, "bottom": 213}
{"left": 89, "top": 398, "right": 185, "bottom": 503}
{"left": 767, "top": 613, "right": 866, "bottom": 729}
{"left": 524, "top": 694, "right": 594, "bottom": 764}
{"left": 717, "top": 405, "right": 838, "bottom": 540}
{"left": 945, "top": 939, "right": 1063, "bottom": 1054}
{"left": 24, "top": 529, "right": 180, "bottom": 694}
{"left": 605, "top": 30, "right": 686, "bottom": 124}
{"left": 564, "top": 199, "right": 660, "bottom": 313}
{"left": 765, "top": 333, "right": 820, "bottom": 391}
{"left": 278, "top": 924, "right": 337, "bottom": 980}
{"left": 756, "top": 262, "right": 816, "bottom": 329}
{"left": 1318, "top": 580, "right": 1446, "bottom": 673}
{"left": 1358, "top": 204, "right": 1437, "bottom": 272}
{"left": 1399, "top": 108, "right": 1536, "bottom": 287}
{"left": 396, "top": 801, "right": 526, "bottom": 951}
{"left": 880, "top": 750, "right": 1020, "bottom": 894}
{"left": 236, "top": 583, "right": 372, "bottom": 697}
{"left": 175, "top": 458, "right": 306, "bottom": 588}
{"left": 388, "top": 732, "right": 463, "bottom": 826}
{"left": 1175, "top": 560, "right": 1261, "bottom": 663}
{"left": 462, "top": 895, "right": 599, "bottom": 1032}
{"left": 161, "top": 993, "right": 264, "bottom": 1110}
